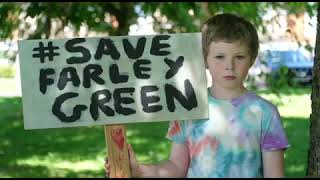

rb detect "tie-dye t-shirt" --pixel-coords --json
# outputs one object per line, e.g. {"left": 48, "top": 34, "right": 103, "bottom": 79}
{"left": 166, "top": 91, "right": 289, "bottom": 178}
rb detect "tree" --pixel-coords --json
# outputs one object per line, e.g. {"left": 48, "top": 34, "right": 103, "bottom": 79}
{"left": 0, "top": 2, "right": 315, "bottom": 39}
{"left": 0, "top": 2, "right": 138, "bottom": 39}
{"left": 307, "top": 2, "right": 320, "bottom": 177}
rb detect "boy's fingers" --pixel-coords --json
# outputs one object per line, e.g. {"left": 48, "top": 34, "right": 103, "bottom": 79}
{"left": 104, "top": 156, "right": 111, "bottom": 175}
{"left": 104, "top": 163, "right": 110, "bottom": 170}
{"left": 104, "top": 157, "right": 109, "bottom": 167}
{"left": 105, "top": 170, "right": 110, "bottom": 178}
{"left": 128, "top": 144, "right": 135, "bottom": 160}
{"left": 105, "top": 163, "right": 111, "bottom": 178}
{"left": 128, "top": 144, "right": 138, "bottom": 167}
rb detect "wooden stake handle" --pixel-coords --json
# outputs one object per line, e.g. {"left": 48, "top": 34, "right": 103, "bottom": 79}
{"left": 104, "top": 124, "right": 131, "bottom": 178}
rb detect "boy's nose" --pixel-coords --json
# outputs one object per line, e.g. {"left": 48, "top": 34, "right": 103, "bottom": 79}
{"left": 225, "top": 60, "right": 234, "bottom": 70}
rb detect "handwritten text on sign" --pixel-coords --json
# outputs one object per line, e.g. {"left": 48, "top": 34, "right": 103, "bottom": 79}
{"left": 18, "top": 33, "right": 208, "bottom": 129}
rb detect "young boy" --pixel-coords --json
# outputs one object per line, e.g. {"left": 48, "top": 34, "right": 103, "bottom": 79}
{"left": 105, "top": 13, "right": 289, "bottom": 178}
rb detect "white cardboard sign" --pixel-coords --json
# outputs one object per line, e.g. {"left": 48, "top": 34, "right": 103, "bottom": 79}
{"left": 18, "top": 33, "right": 208, "bottom": 129}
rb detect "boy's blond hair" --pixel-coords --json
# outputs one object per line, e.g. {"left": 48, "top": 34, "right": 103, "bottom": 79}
{"left": 201, "top": 13, "right": 259, "bottom": 65}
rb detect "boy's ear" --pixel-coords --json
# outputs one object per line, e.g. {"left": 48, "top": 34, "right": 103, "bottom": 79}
{"left": 204, "top": 60, "right": 208, "bottom": 68}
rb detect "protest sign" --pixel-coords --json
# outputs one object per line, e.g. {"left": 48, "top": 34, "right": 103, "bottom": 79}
{"left": 18, "top": 33, "right": 208, "bottom": 130}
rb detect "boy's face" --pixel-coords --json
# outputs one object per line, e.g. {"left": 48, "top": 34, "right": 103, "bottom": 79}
{"left": 206, "top": 40, "right": 252, "bottom": 90}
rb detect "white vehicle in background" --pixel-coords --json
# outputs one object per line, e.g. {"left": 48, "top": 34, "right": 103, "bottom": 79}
{"left": 0, "top": 41, "right": 18, "bottom": 65}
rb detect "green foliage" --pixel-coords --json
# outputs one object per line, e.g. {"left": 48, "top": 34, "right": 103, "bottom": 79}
{"left": 0, "top": 2, "right": 317, "bottom": 40}
{"left": 207, "top": 2, "right": 265, "bottom": 27}
{"left": 266, "top": 66, "right": 290, "bottom": 90}
{"left": 0, "top": 3, "right": 23, "bottom": 39}
{"left": 264, "top": 66, "right": 307, "bottom": 96}
{"left": 141, "top": 2, "right": 200, "bottom": 33}
{"left": 0, "top": 2, "right": 139, "bottom": 39}
{"left": 141, "top": 2, "right": 270, "bottom": 33}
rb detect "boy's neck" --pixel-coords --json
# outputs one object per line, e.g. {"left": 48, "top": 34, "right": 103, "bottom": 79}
{"left": 209, "top": 84, "right": 248, "bottom": 100}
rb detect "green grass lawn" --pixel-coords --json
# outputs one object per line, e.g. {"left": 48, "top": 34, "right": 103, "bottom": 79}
{"left": 0, "top": 87, "right": 311, "bottom": 177}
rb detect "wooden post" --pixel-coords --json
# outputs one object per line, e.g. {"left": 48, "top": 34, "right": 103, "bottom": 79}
{"left": 104, "top": 124, "right": 131, "bottom": 178}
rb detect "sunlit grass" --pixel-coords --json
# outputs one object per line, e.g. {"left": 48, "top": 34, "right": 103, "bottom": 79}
{"left": 259, "top": 89, "right": 311, "bottom": 118}
{"left": 16, "top": 156, "right": 103, "bottom": 172}
{"left": 0, "top": 78, "right": 18, "bottom": 93}
{"left": 287, "top": 164, "right": 306, "bottom": 174}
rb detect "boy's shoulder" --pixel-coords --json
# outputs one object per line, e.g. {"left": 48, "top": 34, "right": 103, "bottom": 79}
{"left": 245, "top": 91, "right": 278, "bottom": 111}
{"left": 207, "top": 90, "right": 278, "bottom": 111}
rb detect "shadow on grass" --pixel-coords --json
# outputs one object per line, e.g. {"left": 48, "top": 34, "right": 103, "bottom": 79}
{"left": 0, "top": 97, "right": 107, "bottom": 177}
{"left": 127, "top": 121, "right": 171, "bottom": 163}
{"left": 282, "top": 117, "right": 310, "bottom": 178}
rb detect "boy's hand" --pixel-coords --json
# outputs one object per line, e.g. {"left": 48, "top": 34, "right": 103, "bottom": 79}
{"left": 127, "top": 144, "right": 141, "bottom": 177}
{"left": 104, "top": 157, "right": 111, "bottom": 178}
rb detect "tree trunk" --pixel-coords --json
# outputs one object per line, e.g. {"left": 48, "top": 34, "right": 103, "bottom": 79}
{"left": 114, "top": 2, "right": 136, "bottom": 36}
{"left": 307, "top": 2, "right": 320, "bottom": 177}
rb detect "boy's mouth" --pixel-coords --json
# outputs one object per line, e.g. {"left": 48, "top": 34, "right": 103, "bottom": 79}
{"left": 223, "top": 76, "right": 236, "bottom": 80}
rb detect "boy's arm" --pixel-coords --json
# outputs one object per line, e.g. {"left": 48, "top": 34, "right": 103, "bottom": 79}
{"left": 262, "top": 150, "right": 285, "bottom": 178}
{"left": 135, "top": 143, "right": 190, "bottom": 178}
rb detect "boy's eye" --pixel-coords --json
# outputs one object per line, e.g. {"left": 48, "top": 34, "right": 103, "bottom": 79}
{"left": 215, "top": 55, "right": 224, "bottom": 60}
{"left": 235, "top": 55, "right": 245, "bottom": 60}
